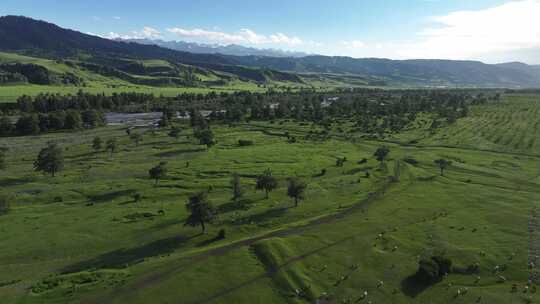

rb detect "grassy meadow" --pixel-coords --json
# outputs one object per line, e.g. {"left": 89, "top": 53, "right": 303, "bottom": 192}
{"left": 1, "top": 94, "right": 540, "bottom": 303}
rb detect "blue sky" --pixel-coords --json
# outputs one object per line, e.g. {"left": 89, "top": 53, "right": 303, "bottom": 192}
{"left": 2, "top": 0, "right": 540, "bottom": 63}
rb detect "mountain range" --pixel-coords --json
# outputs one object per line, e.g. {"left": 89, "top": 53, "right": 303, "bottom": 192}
{"left": 122, "top": 39, "right": 309, "bottom": 58}
{"left": 1, "top": 15, "right": 540, "bottom": 88}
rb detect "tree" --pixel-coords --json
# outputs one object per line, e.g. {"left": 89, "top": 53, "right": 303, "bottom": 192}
{"left": 0, "top": 116, "right": 13, "bottom": 136}
{"left": 34, "top": 142, "right": 64, "bottom": 177}
{"left": 82, "top": 110, "right": 105, "bottom": 127}
{"left": 158, "top": 113, "right": 170, "bottom": 128}
{"left": 15, "top": 114, "right": 40, "bottom": 135}
{"left": 194, "top": 128, "right": 215, "bottom": 148}
{"left": 130, "top": 133, "right": 143, "bottom": 146}
{"left": 434, "top": 159, "right": 452, "bottom": 176}
{"left": 106, "top": 138, "right": 117, "bottom": 156}
{"left": 256, "top": 169, "right": 278, "bottom": 199}
{"left": 231, "top": 173, "right": 243, "bottom": 201}
{"left": 287, "top": 177, "right": 307, "bottom": 207}
{"left": 168, "top": 126, "right": 181, "bottom": 140}
{"left": 65, "top": 110, "right": 83, "bottom": 130}
{"left": 92, "top": 136, "right": 103, "bottom": 152}
{"left": 149, "top": 162, "right": 168, "bottom": 186}
{"left": 184, "top": 192, "right": 216, "bottom": 233}
{"left": 373, "top": 146, "right": 390, "bottom": 164}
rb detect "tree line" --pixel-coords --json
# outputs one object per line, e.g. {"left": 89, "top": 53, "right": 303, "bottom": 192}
{"left": 0, "top": 109, "right": 105, "bottom": 136}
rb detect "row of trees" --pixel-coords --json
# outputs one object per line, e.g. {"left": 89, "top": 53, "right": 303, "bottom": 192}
{"left": 0, "top": 109, "right": 105, "bottom": 136}
{"left": 183, "top": 170, "right": 308, "bottom": 233}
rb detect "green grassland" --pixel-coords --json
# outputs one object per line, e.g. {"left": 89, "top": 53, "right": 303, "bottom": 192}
{"left": 1, "top": 94, "right": 540, "bottom": 303}
{"left": 0, "top": 51, "right": 318, "bottom": 102}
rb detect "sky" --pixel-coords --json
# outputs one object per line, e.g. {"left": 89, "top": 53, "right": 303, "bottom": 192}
{"left": 2, "top": 0, "right": 540, "bottom": 63}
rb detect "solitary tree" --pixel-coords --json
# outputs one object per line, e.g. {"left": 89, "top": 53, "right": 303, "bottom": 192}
{"left": 130, "top": 133, "right": 143, "bottom": 146}
{"left": 106, "top": 138, "right": 117, "bottom": 156}
{"left": 34, "top": 142, "right": 64, "bottom": 177}
{"left": 149, "top": 162, "right": 168, "bottom": 186}
{"left": 184, "top": 192, "right": 216, "bottom": 233}
{"left": 287, "top": 177, "right": 307, "bottom": 207}
{"left": 256, "top": 169, "right": 278, "bottom": 199}
{"left": 373, "top": 146, "right": 390, "bottom": 164}
{"left": 168, "top": 126, "right": 182, "bottom": 140}
{"left": 92, "top": 136, "right": 103, "bottom": 152}
{"left": 230, "top": 173, "right": 243, "bottom": 201}
{"left": 194, "top": 128, "right": 215, "bottom": 148}
{"left": 434, "top": 159, "right": 452, "bottom": 176}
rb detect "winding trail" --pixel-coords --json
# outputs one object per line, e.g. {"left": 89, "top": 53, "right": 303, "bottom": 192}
{"left": 90, "top": 178, "right": 397, "bottom": 304}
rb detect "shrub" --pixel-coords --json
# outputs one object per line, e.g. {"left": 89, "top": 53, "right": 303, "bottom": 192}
{"left": 217, "top": 229, "right": 226, "bottom": 239}
{"left": 415, "top": 256, "right": 453, "bottom": 283}
{"left": 238, "top": 139, "right": 254, "bottom": 146}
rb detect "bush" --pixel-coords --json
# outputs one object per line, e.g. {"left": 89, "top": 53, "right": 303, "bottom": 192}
{"left": 238, "top": 139, "right": 254, "bottom": 146}
{"left": 217, "top": 229, "right": 226, "bottom": 239}
{"left": 415, "top": 256, "right": 453, "bottom": 283}
{"left": 0, "top": 194, "right": 11, "bottom": 214}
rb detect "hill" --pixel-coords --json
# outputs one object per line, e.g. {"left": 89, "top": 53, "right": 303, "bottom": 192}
{"left": 230, "top": 55, "right": 540, "bottom": 87}
{"left": 1, "top": 15, "right": 540, "bottom": 95}
{"left": 0, "top": 15, "right": 304, "bottom": 92}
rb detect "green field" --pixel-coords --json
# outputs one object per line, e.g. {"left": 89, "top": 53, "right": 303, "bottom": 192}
{"left": 1, "top": 94, "right": 540, "bottom": 303}
{"left": 0, "top": 51, "right": 317, "bottom": 102}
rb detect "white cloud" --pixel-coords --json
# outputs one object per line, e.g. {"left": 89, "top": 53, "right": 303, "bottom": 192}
{"left": 341, "top": 40, "right": 366, "bottom": 49}
{"left": 138, "top": 26, "right": 161, "bottom": 38}
{"left": 113, "top": 16, "right": 121, "bottom": 20}
{"left": 102, "top": 26, "right": 161, "bottom": 40}
{"left": 166, "top": 27, "right": 303, "bottom": 46}
{"left": 396, "top": 0, "right": 540, "bottom": 61}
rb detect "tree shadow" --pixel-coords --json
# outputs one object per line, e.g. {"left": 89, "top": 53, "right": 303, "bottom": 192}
{"left": 0, "top": 176, "right": 36, "bottom": 187}
{"left": 196, "top": 234, "right": 225, "bottom": 247}
{"left": 88, "top": 189, "right": 137, "bottom": 204}
{"left": 230, "top": 206, "right": 291, "bottom": 225}
{"left": 217, "top": 198, "right": 259, "bottom": 214}
{"left": 400, "top": 274, "right": 439, "bottom": 298}
{"left": 66, "top": 151, "right": 97, "bottom": 160}
{"left": 62, "top": 234, "right": 199, "bottom": 273}
{"left": 154, "top": 148, "right": 206, "bottom": 158}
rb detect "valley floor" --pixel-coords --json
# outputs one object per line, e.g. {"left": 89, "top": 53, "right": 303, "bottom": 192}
{"left": 1, "top": 94, "right": 540, "bottom": 303}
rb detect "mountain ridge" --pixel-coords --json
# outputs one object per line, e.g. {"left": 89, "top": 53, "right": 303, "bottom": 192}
{"left": 121, "top": 38, "right": 310, "bottom": 58}
{"left": 1, "top": 15, "right": 540, "bottom": 88}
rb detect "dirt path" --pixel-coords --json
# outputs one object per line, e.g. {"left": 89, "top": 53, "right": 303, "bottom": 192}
{"left": 90, "top": 179, "right": 396, "bottom": 304}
